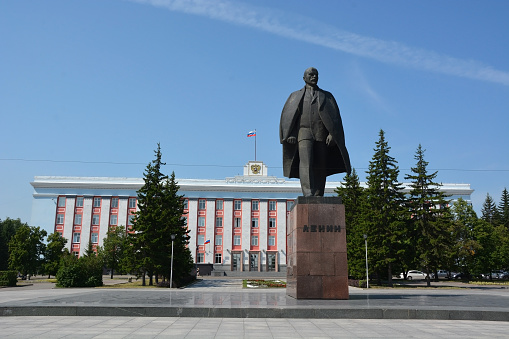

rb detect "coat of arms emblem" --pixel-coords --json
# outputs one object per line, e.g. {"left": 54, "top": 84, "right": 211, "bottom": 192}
{"left": 251, "top": 164, "right": 261, "bottom": 174}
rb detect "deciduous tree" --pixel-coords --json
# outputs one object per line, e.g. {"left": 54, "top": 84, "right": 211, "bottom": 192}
{"left": 43, "top": 232, "right": 68, "bottom": 278}
{"left": 8, "top": 225, "right": 47, "bottom": 279}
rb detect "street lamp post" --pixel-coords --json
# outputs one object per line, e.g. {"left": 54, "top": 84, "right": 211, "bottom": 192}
{"left": 170, "top": 234, "right": 176, "bottom": 289}
{"left": 364, "top": 234, "right": 369, "bottom": 289}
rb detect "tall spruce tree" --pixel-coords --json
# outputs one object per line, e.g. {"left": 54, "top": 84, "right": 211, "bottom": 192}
{"left": 450, "top": 198, "right": 479, "bottom": 276}
{"left": 404, "top": 144, "right": 452, "bottom": 286}
{"left": 481, "top": 193, "right": 500, "bottom": 225}
{"left": 336, "top": 168, "right": 368, "bottom": 280}
{"left": 498, "top": 188, "right": 509, "bottom": 229}
{"left": 365, "top": 129, "right": 406, "bottom": 286}
{"left": 126, "top": 144, "right": 193, "bottom": 286}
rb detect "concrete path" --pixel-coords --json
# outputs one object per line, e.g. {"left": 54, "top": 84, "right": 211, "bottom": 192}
{"left": 1, "top": 277, "right": 509, "bottom": 338}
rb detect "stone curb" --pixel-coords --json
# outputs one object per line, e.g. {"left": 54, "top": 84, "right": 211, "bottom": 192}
{"left": 1, "top": 306, "right": 509, "bottom": 321}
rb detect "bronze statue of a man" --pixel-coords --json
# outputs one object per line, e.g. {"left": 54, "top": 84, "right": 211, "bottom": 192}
{"left": 280, "top": 67, "right": 351, "bottom": 196}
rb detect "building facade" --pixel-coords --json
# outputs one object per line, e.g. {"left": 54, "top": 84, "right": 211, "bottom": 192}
{"left": 30, "top": 161, "right": 474, "bottom": 275}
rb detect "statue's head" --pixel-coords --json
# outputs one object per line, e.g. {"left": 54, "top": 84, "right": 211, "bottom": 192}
{"left": 303, "top": 67, "right": 319, "bottom": 87}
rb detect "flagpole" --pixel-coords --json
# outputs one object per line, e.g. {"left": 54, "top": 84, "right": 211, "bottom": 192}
{"left": 255, "top": 129, "right": 257, "bottom": 161}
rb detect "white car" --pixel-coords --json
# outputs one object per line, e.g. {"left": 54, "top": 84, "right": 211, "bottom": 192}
{"left": 400, "top": 270, "right": 426, "bottom": 280}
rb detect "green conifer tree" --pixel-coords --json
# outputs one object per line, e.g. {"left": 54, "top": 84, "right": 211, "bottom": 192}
{"left": 481, "top": 193, "right": 500, "bottom": 225}
{"left": 336, "top": 168, "right": 368, "bottom": 280}
{"left": 498, "top": 188, "right": 509, "bottom": 229}
{"left": 404, "top": 144, "right": 452, "bottom": 286}
{"left": 365, "top": 129, "right": 406, "bottom": 286}
{"left": 126, "top": 144, "right": 193, "bottom": 286}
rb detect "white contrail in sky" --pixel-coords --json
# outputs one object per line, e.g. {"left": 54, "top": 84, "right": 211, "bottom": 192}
{"left": 128, "top": 0, "right": 509, "bottom": 86}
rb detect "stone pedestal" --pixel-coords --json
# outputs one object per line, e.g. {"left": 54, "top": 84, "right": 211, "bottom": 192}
{"left": 286, "top": 196, "right": 349, "bottom": 299}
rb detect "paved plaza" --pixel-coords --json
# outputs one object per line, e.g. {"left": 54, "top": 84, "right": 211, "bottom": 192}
{"left": 1, "top": 277, "right": 509, "bottom": 338}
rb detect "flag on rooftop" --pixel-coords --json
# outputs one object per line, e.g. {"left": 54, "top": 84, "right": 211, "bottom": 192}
{"left": 247, "top": 130, "right": 256, "bottom": 137}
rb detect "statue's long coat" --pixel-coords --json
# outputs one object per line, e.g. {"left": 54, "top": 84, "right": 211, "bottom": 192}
{"left": 279, "top": 87, "right": 351, "bottom": 179}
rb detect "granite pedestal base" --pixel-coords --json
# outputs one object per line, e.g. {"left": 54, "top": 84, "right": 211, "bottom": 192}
{"left": 286, "top": 196, "right": 349, "bottom": 299}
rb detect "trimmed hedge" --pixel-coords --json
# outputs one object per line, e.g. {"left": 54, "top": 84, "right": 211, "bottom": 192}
{"left": 0, "top": 271, "right": 18, "bottom": 287}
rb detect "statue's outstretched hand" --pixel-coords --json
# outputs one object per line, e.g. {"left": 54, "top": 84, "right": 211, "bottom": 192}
{"left": 286, "top": 137, "right": 297, "bottom": 144}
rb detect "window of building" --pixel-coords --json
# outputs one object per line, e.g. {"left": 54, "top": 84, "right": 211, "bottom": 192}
{"left": 198, "top": 217, "right": 205, "bottom": 227}
{"left": 251, "top": 200, "right": 259, "bottom": 211}
{"left": 196, "top": 253, "right": 204, "bottom": 263}
{"left": 58, "top": 197, "right": 66, "bottom": 207}
{"left": 183, "top": 199, "right": 188, "bottom": 210}
{"left": 129, "top": 198, "right": 136, "bottom": 209}
{"left": 251, "top": 217, "right": 258, "bottom": 228}
{"left": 74, "top": 214, "right": 82, "bottom": 225}
{"left": 197, "top": 234, "right": 205, "bottom": 245}
{"left": 233, "top": 235, "right": 241, "bottom": 246}
{"left": 216, "top": 200, "right": 223, "bottom": 210}
{"left": 128, "top": 214, "right": 134, "bottom": 226}
{"left": 215, "top": 253, "right": 222, "bottom": 264}
{"left": 234, "top": 217, "right": 241, "bottom": 228}
{"left": 287, "top": 200, "right": 294, "bottom": 211}
{"left": 215, "top": 235, "right": 222, "bottom": 246}
{"left": 269, "top": 200, "right": 277, "bottom": 211}
{"left": 72, "top": 251, "right": 79, "bottom": 257}
{"left": 268, "top": 235, "right": 276, "bottom": 246}
{"left": 269, "top": 217, "right": 276, "bottom": 228}
{"left": 73, "top": 232, "right": 81, "bottom": 243}
{"left": 198, "top": 199, "right": 206, "bottom": 210}
{"left": 57, "top": 232, "right": 63, "bottom": 237}
{"left": 234, "top": 200, "right": 242, "bottom": 210}
{"left": 111, "top": 197, "right": 119, "bottom": 208}
{"left": 76, "top": 197, "right": 84, "bottom": 207}
{"left": 56, "top": 214, "right": 64, "bottom": 224}
{"left": 92, "top": 214, "right": 100, "bottom": 225}
{"left": 91, "top": 233, "right": 99, "bottom": 243}
{"left": 93, "top": 197, "right": 101, "bottom": 208}
{"left": 110, "top": 214, "right": 117, "bottom": 225}
{"left": 182, "top": 216, "right": 188, "bottom": 226}
{"left": 251, "top": 235, "right": 258, "bottom": 246}
{"left": 215, "top": 217, "right": 222, "bottom": 227}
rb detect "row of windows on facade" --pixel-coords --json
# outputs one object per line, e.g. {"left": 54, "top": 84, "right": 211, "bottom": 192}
{"left": 69, "top": 232, "right": 99, "bottom": 244}
{"left": 195, "top": 251, "right": 278, "bottom": 269}
{"left": 195, "top": 234, "right": 276, "bottom": 247}
{"left": 58, "top": 198, "right": 291, "bottom": 227}
{"left": 58, "top": 196, "right": 137, "bottom": 209}
{"left": 187, "top": 216, "right": 278, "bottom": 228}
{"left": 56, "top": 213, "right": 135, "bottom": 226}
{"left": 59, "top": 213, "right": 277, "bottom": 229}
{"left": 66, "top": 231, "right": 276, "bottom": 247}
{"left": 60, "top": 197, "right": 289, "bottom": 211}
{"left": 188, "top": 199, "right": 292, "bottom": 211}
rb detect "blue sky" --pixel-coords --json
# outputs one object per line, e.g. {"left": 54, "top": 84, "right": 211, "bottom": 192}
{"left": 1, "top": 0, "right": 508, "bottom": 223}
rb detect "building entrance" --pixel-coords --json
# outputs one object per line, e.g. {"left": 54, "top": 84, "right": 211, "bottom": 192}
{"left": 250, "top": 253, "right": 258, "bottom": 271}
{"left": 232, "top": 253, "right": 241, "bottom": 271}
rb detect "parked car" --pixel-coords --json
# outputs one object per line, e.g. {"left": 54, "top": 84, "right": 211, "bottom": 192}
{"left": 431, "top": 270, "right": 453, "bottom": 279}
{"left": 400, "top": 270, "right": 426, "bottom": 280}
{"left": 453, "top": 272, "right": 470, "bottom": 280}
{"left": 481, "top": 270, "right": 506, "bottom": 280}
{"left": 501, "top": 272, "right": 509, "bottom": 280}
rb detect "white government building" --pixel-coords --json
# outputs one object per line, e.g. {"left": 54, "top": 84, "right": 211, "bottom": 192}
{"left": 30, "top": 161, "right": 474, "bottom": 276}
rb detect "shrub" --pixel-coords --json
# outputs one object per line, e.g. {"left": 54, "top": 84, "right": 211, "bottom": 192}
{"left": 0, "top": 271, "right": 17, "bottom": 287}
{"left": 56, "top": 254, "right": 103, "bottom": 288}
